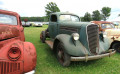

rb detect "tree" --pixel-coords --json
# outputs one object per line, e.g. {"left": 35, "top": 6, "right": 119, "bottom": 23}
{"left": 24, "top": 18, "right": 28, "bottom": 25}
{"left": 92, "top": 10, "right": 101, "bottom": 21}
{"left": 80, "top": 17, "right": 84, "bottom": 22}
{"left": 83, "top": 12, "right": 92, "bottom": 22}
{"left": 45, "top": 2, "right": 60, "bottom": 19}
{"left": 101, "top": 7, "right": 111, "bottom": 21}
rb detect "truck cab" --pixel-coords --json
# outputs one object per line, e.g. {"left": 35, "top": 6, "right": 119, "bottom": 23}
{"left": 0, "top": 10, "right": 37, "bottom": 74}
{"left": 40, "top": 12, "right": 115, "bottom": 66}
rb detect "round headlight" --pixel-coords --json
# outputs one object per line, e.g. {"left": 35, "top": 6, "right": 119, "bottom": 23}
{"left": 8, "top": 47, "right": 21, "bottom": 61}
{"left": 72, "top": 33, "right": 79, "bottom": 40}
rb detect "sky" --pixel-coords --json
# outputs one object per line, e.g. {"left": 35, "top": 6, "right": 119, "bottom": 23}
{"left": 0, "top": 0, "right": 120, "bottom": 21}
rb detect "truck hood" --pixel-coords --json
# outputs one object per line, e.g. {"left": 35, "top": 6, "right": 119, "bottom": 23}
{"left": 0, "top": 26, "right": 20, "bottom": 40}
{"left": 59, "top": 21, "right": 91, "bottom": 28}
{"left": 105, "top": 29, "right": 120, "bottom": 36}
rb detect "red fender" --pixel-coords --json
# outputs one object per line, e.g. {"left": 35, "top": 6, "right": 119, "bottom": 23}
{"left": 23, "top": 42, "right": 37, "bottom": 73}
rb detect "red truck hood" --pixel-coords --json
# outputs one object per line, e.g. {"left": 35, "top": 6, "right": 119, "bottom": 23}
{"left": 105, "top": 29, "right": 120, "bottom": 36}
{"left": 0, "top": 25, "right": 19, "bottom": 40}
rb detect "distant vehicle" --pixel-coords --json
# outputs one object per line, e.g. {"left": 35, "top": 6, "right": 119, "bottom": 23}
{"left": 43, "top": 22, "right": 49, "bottom": 25}
{"left": 33, "top": 22, "right": 43, "bottom": 27}
{"left": 22, "top": 21, "right": 31, "bottom": 27}
{"left": 40, "top": 12, "right": 115, "bottom": 67}
{"left": 92, "top": 21, "right": 120, "bottom": 53}
{"left": 91, "top": 21, "right": 114, "bottom": 31}
{"left": 0, "top": 10, "right": 37, "bottom": 74}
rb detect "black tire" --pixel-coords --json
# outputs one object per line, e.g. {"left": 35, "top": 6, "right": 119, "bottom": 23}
{"left": 40, "top": 31, "right": 46, "bottom": 43}
{"left": 112, "top": 43, "right": 120, "bottom": 53}
{"left": 56, "top": 42, "right": 71, "bottom": 67}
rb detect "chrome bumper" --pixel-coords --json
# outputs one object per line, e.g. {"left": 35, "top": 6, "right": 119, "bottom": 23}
{"left": 71, "top": 50, "right": 116, "bottom": 61}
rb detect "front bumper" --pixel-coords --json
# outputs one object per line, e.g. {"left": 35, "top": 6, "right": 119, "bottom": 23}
{"left": 71, "top": 49, "right": 116, "bottom": 61}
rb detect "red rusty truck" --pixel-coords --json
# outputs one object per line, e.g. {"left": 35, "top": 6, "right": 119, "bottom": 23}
{"left": 0, "top": 10, "right": 37, "bottom": 74}
{"left": 91, "top": 21, "right": 114, "bottom": 31}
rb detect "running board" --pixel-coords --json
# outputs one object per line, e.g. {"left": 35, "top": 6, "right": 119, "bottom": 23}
{"left": 45, "top": 40, "right": 53, "bottom": 49}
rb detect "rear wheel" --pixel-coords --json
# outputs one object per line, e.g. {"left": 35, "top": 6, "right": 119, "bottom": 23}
{"left": 112, "top": 43, "right": 120, "bottom": 53}
{"left": 56, "top": 42, "right": 70, "bottom": 67}
{"left": 40, "top": 31, "right": 46, "bottom": 43}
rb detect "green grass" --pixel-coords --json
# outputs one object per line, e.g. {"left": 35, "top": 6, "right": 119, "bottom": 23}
{"left": 24, "top": 25, "right": 120, "bottom": 74}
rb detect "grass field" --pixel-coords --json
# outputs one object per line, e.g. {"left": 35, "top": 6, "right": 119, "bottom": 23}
{"left": 24, "top": 25, "right": 120, "bottom": 74}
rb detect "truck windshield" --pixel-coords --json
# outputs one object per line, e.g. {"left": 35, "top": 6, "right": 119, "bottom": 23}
{"left": 101, "top": 23, "right": 114, "bottom": 29}
{"left": 0, "top": 14, "right": 17, "bottom": 25}
{"left": 59, "top": 15, "right": 79, "bottom": 22}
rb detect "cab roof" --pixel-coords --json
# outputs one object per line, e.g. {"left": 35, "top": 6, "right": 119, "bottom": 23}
{"left": 50, "top": 12, "right": 79, "bottom": 16}
{"left": 0, "top": 9, "right": 19, "bottom": 17}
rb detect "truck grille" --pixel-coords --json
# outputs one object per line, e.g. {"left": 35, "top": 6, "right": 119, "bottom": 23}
{"left": 0, "top": 61, "right": 22, "bottom": 74}
{"left": 87, "top": 24, "right": 99, "bottom": 54}
{"left": 60, "top": 26, "right": 78, "bottom": 33}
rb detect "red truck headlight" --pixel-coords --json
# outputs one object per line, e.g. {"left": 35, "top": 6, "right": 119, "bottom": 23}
{"left": 8, "top": 47, "right": 21, "bottom": 61}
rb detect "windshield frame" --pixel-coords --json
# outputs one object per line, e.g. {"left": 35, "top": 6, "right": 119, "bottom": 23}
{"left": 101, "top": 23, "right": 114, "bottom": 29}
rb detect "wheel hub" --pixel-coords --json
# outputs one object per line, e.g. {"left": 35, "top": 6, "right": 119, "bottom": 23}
{"left": 58, "top": 50, "right": 62, "bottom": 58}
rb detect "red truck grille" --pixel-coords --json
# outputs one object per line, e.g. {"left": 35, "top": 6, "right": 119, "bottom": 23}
{"left": 0, "top": 61, "right": 22, "bottom": 74}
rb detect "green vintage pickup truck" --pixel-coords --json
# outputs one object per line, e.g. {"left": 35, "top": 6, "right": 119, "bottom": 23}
{"left": 40, "top": 12, "right": 115, "bottom": 66}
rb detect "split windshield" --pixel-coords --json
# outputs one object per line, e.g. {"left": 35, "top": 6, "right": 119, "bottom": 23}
{"left": 101, "top": 23, "right": 114, "bottom": 29}
{"left": 0, "top": 14, "right": 17, "bottom": 25}
{"left": 59, "top": 15, "right": 80, "bottom": 22}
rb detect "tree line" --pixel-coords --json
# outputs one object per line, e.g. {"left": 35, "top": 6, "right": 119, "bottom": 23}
{"left": 81, "top": 7, "right": 111, "bottom": 22}
{"left": 21, "top": 16, "right": 48, "bottom": 22}
{"left": 21, "top": 2, "right": 111, "bottom": 22}
{"left": 45, "top": 2, "right": 111, "bottom": 22}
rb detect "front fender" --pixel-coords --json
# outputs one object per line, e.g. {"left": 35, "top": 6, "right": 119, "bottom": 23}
{"left": 55, "top": 34, "right": 90, "bottom": 56}
{"left": 23, "top": 42, "right": 37, "bottom": 73}
{"left": 99, "top": 37, "right": 111, "bottom": 54}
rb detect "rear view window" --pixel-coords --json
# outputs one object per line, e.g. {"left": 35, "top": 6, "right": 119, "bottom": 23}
{"left": 50, "top": 15, "right": 57, "bottom": 22}
{"left": 0, "top": 14, "right": 17, "bottom": 25}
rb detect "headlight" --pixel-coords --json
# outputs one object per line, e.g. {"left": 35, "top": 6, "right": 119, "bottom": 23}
{"left": 8, "top": 47, "right": 21, "bottom": 61}
{"left": 72, "top": 33, "right": 79, "bottom": 40}
{"left": 103, "top": 32, "right": 107, "bottom": 37}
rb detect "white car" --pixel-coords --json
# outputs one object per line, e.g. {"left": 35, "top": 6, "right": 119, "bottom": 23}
{"left": 22, "top": 21, "right": 31, "bottom": 27}
{"left": 33, "top": 22, "right": 43, "bottom": 27}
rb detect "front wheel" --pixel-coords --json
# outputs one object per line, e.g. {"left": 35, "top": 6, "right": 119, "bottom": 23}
{"left": 112, "top": 43, "right": 120, "bottom": 53}
{"left": 40, "top": 31, "right": 46, "bottom": 43}
{"left": 56, "top": 42, "right": 71, "bottom": 67}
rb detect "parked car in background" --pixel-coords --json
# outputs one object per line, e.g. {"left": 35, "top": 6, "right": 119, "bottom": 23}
{"left": 43, "top": 22, "right": 49, "bottom": 25}
{"left": 40, "top": 12, "right": 115, "bottom": 66}
{"left": 92, "top": 21, "right": 120, "bottom": 52}
{"left": 0, "top": 10, "right": 37, "bottom": 74}
{"left": 33, "top": 22, "right": 43, "bottom": 27}
{"left": 22, "top": 21, "right": 31, "bottom": 27}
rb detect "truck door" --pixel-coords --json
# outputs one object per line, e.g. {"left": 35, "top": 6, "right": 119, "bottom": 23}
{"left": 48, "top": 15, "right": 58, "bottom": 38}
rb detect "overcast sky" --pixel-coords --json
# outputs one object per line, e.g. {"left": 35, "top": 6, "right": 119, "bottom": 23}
{"left": 0, "top": 0, "right": 120, "bottom": 21}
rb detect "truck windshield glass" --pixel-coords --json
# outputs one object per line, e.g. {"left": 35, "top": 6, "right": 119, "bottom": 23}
{"left": 0, "top": 14, "right": 17, "bottom": 25}
{"left": 60, "top": 15, "right": 79, "bottom": 22}
{"left": 101, "top": 23, "right": 114, "bottom": 29}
